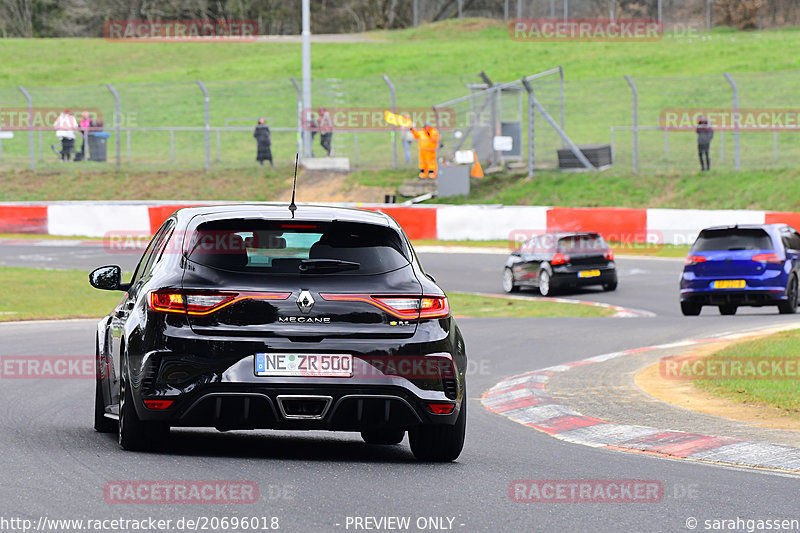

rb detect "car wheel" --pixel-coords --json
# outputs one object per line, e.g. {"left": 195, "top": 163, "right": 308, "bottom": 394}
{"left": 409, "top": 399, "right": 466, "bottom": 462}
{"left": 602, "top": 280, "right": 618, "bottom": 291}
{"left": 719, "top": 304, "right": 737, "bottom": 316}
{"left": 361, "top": 429, "right": 405, "bottom": 445}
{"left": 94, "top": 340, "right": 116, "bottom": 433}
{"left": 502, "top": 268, "right": 519, "bottom": 293}
{"left": 538, "top": 269, "right": 552, "bottom": 296}
{"left": 778, "top": 275, "right": 799, "bottom": 314}
{"left": 680, "top": 302, "right": 702, "bottom": 316}
{"left": 118, "top": 377, "right": 168, "bottom": 451}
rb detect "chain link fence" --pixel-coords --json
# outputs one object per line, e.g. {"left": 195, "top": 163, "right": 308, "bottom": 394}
{"left": 1, "top": 67, "right": 798, "bottom": 174}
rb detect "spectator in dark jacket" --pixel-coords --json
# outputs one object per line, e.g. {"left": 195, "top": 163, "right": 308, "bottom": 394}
{"left": 254, "top": 118, "right": 273, "bottom": 167}
{"left": 696, "top": 116, "right": 713, "bottom": 171}
{"left": 318, "top": 107, "right": 333, "bottom": 157}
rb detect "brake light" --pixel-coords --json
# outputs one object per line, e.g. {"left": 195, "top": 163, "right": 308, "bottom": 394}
{"left": 604, "top": 249, "right": 615, "bottom": 261}
{"left": 148, "top": 290, "right": 290, "bottom": 315}
{"left": 320, "top": 294, "right": 450, "bottom": 320}
{"left": 752, "top": 253, "right": 782, "bottom": 263}
{"left": 279, "top": 223, "right": 319, "bottom": 229}
{"left": 428, "top": 403, "right": 455, "bottom": 414}
{"left": 143, "top": 400, "right": 173, "bottom": 410}
{"left": 551, "top": 252, "right": 570, "bottom": 265}
{"left": 685, "top": 255, "right": 707, "bottom": 265}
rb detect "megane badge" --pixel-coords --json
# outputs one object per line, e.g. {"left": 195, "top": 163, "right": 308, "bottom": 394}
{"left": 297, "top": 290, "right": 315, "bottom": 314}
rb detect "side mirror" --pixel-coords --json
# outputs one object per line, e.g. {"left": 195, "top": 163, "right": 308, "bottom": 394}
{"left": 89, "top": 265, "right": 127, "bottom": 291}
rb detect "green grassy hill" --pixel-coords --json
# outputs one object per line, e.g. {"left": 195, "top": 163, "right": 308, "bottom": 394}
{"left": 1, "top": 20, "right": 799, "bottom": 205}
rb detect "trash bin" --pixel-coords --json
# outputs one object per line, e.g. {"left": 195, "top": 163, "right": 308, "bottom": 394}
{"left": 88, "top": 132, "right": 110, "bottom": 162}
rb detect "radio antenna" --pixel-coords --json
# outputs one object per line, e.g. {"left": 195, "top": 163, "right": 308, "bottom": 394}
{"left": 289, "top": 153, "right": 298, "bottom": 218}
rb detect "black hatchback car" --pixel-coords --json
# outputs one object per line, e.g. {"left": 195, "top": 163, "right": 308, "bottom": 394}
{"left": 90, "top": 205, "right": 467, "bottom": 461}
{"left": 503, "top": 232, "right": 617, "bottom": 296}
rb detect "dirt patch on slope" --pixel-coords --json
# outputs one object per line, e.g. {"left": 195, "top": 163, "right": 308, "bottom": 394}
{"left": 275, "top": 170, "right": 392, "bottom": 203}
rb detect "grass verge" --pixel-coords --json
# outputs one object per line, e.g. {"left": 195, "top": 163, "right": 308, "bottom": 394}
{"left": 0, "top": 267, "right": 125, "bottom": 321}
{"left": 694, "top": 330, "right": 800, "bottom": 414}
{"left": 448, "top": 292, "right": 615, "bottom": 318}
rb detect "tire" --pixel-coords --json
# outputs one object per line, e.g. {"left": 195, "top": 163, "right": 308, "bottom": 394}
{"left": 537, "top": 269, "right": 552, "bottom": 296}
{"left": 602, "top": 280, "right": 618, "bottom": 291}
{"left": 778, "top": 275, "right": 799, "bottom": 314}
{"left": 118, "top": 377, "right": 169, "bottom": 451}
{"left": 680, "top": 302, "right": 702, "bottom": 316}
{"left": 718, "top": 304, "right": 738, "bottom": 316}
{"left": 409, "top": 400, "right": 466, "bottom": 462}
{"left": 94, "top": 339, "right": 116, "bottom": 433}
{"left": 502, "top": 268, "right": 519, "bottom": 293}
{"left": 361, "top": 429, "right": 405, "bottom": 445}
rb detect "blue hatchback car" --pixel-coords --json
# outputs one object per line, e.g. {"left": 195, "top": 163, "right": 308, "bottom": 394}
{"left": 680, "top": 224, "right": 800, "bottom": 316}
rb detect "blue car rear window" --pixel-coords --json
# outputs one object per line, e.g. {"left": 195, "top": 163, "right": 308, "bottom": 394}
{"left": 692, "top": 229, "right": 773, "bottom": 252}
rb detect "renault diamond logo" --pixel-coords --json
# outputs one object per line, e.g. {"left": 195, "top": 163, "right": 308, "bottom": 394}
{"left": 297, "top": 290, "right": 315, "bottom": 314}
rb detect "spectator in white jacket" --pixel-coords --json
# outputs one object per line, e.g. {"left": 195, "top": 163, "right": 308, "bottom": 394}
{"left": 54, "top": 109, "right": 78, "bottom": 161}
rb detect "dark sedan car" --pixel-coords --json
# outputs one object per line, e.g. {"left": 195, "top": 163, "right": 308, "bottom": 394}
{"left": 503, "top": 232, "right": 617, "bottom": 296}
{"left": 90, "top": 204, "right": 467, "bottom": 461}
{"left": 680, "top": 223, "right": 800, "bottom": 316}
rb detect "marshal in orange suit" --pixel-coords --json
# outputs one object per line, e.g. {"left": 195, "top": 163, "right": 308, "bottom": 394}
{"left": 411, "top": 122, "right": 440, "bottom": 179}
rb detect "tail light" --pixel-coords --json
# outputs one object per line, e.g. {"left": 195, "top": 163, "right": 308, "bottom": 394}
{"left": 143, "top": 400, "right": 173, "bottom": 410}
{"left": 685, "top": 255, "right": 707, "bottom": 265}
{"left": 752, "top": 253, "right": 782, "bottom": 264}
{"left": 149, "top": 290, "right": 290, "bottom": 315}
{"left": 604, "top": 249, "right": 615, "bottom": 261}
{"left": 428, "top": 403, "right": 455, "bottom": 414}
{"left": 551, "top": 252, "right": 570, "bottom": 265}
{"left": 320, "top": 294, "right": 450, "bottom": 320}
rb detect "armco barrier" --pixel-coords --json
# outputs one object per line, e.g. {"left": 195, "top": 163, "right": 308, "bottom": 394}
{"left": 0, "top": 206, "right": 48, "bottom": 233}
{"left": 547, "top": 207, "right": 647, "bottom": 243}
{"left": 437, "top": 205, "right": 548, "bottom": 241}
{"left": 645, "top": 208, "right": 765, "bottom": 246}
{"left": 3, "top": 202, "right": 800, "bottom": 246}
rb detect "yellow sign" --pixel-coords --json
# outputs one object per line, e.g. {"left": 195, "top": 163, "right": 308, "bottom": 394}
{"left": 384, "top": 110, "right": 413, "bottom": 128}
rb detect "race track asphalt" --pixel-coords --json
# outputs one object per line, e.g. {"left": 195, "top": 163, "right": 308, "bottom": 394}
{"left": 1, "top": 243, "right": 798, "bottom": 532}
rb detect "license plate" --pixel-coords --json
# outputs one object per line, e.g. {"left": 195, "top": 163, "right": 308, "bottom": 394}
{"left": 713, "top": 279, "right": 746, "bottom": 289}
{"left": 254, "top": 353, "right": 353, "bottom": 377}
{"left": 578, "top": 270, "right": 601, "bottom": 278}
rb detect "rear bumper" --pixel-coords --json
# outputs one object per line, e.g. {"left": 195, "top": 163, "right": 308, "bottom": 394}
{"left": 551, "top": 266, "right": 617, "bottom": 288}
{"left": 138, "top": 385, "right": 461, "bottom": 430}
{"left": 680, "top": 289, "right": 786, "bottom": 306}
{"left": 127, "top": 319, "right": 466, "bottom": 430}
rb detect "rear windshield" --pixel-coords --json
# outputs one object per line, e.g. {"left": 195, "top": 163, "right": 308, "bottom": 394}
{"left": 186, "top": 219, "right": 410, "bottom": 275}
{"left": 557, "top": 234, "right": 608, "bottom": 253}
{"left": 692, "top": 229, "right": 773, "bottom": 252}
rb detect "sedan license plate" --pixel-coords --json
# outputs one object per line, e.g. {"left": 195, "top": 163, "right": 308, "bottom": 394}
{"left": 255, "top": 353, "right": 353, "bottom": 377}
{"left": 713, "top": 279, "right": 746, "bottom": 289}
{"left": 578, "top": 270, "right": 601, "bottom": 278}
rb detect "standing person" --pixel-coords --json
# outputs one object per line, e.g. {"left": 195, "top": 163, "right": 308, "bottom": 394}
{"left": 253, "top": 118, "right": 273, "bottom": 167}
{"left": 79, "top": 111, "right": 94, "bottom": 160}
{"left": 54, "top": 109, "right": 78, "bottom": 161}
{"left": 318, "top": 107, "right": 333, "bottom": 157}
{"left": 411, "top": 122, "right": 440, "bottom": 179}
{"left": 696, "top": 116, "right": 713, "bottom": 172}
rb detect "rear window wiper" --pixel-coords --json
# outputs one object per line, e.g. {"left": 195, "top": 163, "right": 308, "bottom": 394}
{"left": 298, "top": 259, "right": 360, "bottom": 272}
